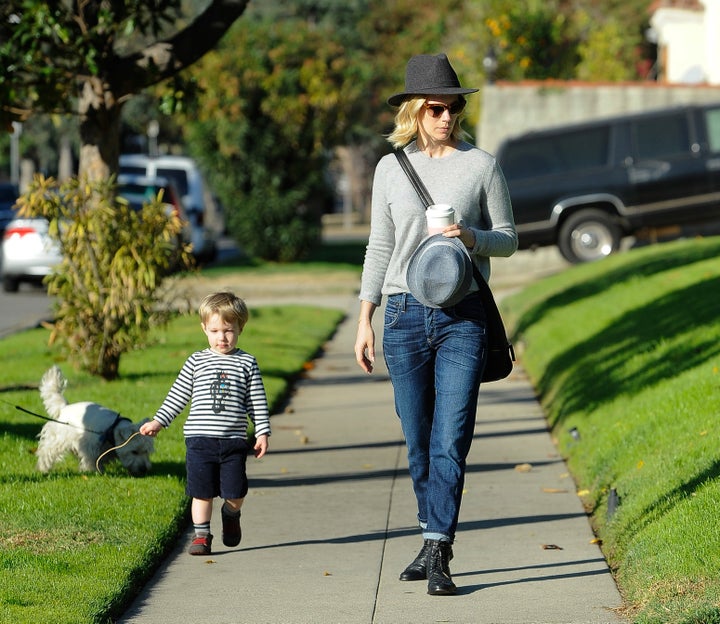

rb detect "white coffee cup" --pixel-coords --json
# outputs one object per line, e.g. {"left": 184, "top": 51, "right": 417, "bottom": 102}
{"left": 425, "top": 204, "right": 455, "bottom": 235}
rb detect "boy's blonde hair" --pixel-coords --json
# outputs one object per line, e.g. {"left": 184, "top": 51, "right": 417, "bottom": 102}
{"left": 199, "top": 292, "right": 249, "bottom": 329}
{"left": 387, "top": 96, "right": 468, "bottom": 149}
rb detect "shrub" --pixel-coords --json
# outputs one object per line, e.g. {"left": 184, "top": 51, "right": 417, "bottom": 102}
{"left": 17, "top": 175, "right": 193, "bottom": 380}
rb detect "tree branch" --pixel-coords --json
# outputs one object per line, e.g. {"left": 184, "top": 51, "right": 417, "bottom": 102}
{"left": 114, "top": 0, "right": 250, "bottom": 96}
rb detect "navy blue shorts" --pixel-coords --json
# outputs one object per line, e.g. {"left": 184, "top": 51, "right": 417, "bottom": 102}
{"left": 185, "top": 436, "right": 251, "bottom": 500}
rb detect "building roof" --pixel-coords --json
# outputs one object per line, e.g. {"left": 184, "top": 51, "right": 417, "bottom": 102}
{"left": 650, "top": 0, "right": 704, "bottom": 11}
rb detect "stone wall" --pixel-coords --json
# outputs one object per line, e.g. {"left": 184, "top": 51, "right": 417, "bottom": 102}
{"left": 477, "top": 81, "right": 720, "bottom": 156}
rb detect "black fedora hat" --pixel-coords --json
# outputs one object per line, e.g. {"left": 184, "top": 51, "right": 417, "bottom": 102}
{"left": 388, "top": 53, "right": 479, "bottom": 107}
{"left": 406, "top": 234, "right": 474, "bottom": 308}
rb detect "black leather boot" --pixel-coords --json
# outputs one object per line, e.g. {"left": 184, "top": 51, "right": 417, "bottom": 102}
{"left": 399, "top": 539, "right": 432, "bottom": 581}
{"left": 426, "top": 540, "right": 456, "bottom": 595}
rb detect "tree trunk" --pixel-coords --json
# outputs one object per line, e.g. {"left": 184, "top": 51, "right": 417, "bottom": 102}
{"left": 77, "top": 78, "right": 123, "bottom": 182}
{"left": 58, "top": 135, "right": 74, "bottom": 181}
{"left": 336, "top": 144, "right": 375, "bottom": 225}
{"left": 99, "top": 350, "right": 121, "bottom": 381}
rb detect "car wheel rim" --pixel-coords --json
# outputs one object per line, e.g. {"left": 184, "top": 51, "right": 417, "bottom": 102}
{"left": 571, "top": 224, "right": 614, "bottom": 261}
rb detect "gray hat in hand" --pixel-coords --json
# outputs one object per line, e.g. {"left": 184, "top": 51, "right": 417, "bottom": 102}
{"left": 406, "top": 234, "right": 474, "bottom": 308}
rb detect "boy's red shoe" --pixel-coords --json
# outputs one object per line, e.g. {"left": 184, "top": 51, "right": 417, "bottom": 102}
{"left": 188, "top": 534, "right": 212, "bottom": 556}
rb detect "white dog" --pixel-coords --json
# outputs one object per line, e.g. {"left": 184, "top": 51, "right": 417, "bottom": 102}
{"left": 35, "top": 366, "right": 154, "bottom": 476}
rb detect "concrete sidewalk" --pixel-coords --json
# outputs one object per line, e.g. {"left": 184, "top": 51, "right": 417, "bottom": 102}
{"left": 119, "top": 290, "right": 626, "bottom": 624}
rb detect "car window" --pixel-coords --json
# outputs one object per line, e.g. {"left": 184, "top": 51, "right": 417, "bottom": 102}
{"left": 551, "top": 126, "right": 609, "bottom": 171}
{"left": 633, "top": 113, "right": 690, "bottom": 159}
{"left": 118, "top": 183, "right": 171, "bottom": 212}
{"left": 156, "top": 168, "right": 189, "bottom": 196}
{"left": 119, "top": 165, "right": 146, "bottom": 177}
{"left": 703, "top": 107, "right": 720, "bottom": 153}
{"left": 0, "top": 185, "right": 17, "bottom": 201}
{"left": 501, "top": 126, "right": 609, "bottom": 180}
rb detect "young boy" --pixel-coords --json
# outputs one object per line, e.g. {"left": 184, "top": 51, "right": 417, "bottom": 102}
{"left": 141, "top": 291, "right": 270, "bottom": 555}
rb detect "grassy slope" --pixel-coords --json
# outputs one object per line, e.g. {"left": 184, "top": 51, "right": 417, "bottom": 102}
{"left": 502, "top": 236, "right": 720, "bottom": 624}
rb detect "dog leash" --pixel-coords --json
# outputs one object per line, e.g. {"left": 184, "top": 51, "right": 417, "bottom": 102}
{"left": 0, "top": 398, "right": 109, "bottom": 435}
{"left": 95, "top": 431, "right": 144, "bottom": 474}
{"left": 2, "top": 394, "right": 146, "bottom": 476}
{"left": 3, "top": 398, "right": 135, "bottom": 474}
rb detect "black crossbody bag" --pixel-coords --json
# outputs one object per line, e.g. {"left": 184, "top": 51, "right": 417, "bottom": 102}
{"left": 394, "top": 149, "right": 515, "bottom": 383}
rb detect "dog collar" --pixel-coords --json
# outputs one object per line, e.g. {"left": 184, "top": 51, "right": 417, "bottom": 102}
{"left": 99, "top": 414, "right": 126, "bottom": 445}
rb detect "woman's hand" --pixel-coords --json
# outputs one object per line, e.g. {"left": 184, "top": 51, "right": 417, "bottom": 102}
{"left": 355, "top": 320, "right": 376, "bottom": 374}
{"left": 355, "top": 301, "right": 377, "bottom": 374}
{"left": 443, "top": 222, "right": 476, "bottom": 249}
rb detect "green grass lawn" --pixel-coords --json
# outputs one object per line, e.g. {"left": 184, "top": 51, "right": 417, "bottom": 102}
{"left": 502, "top": 235, "right": 720, "bottom": 624}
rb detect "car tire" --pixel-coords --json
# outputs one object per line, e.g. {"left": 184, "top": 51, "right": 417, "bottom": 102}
{"left": 558, "top": 209, "right": 622, "bottom": 263}
{"left": 2, "top": 274, "right": 20, "bottom": 293}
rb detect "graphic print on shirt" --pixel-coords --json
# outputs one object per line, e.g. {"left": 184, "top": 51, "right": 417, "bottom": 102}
{"left": 210, "top": 370, "right": 230, "bottom": 413}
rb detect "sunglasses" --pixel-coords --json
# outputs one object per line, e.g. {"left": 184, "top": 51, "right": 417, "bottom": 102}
{"left": 423, "top": 100, "right": 466, "bottom": 117}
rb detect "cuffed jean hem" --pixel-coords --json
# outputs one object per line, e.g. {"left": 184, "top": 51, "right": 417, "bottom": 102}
{"left": 423, "top": 532, "right": 452, "bottom": 543}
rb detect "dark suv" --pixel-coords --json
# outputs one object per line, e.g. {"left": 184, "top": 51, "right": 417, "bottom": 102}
{"left": 496, "top": 102, "right": 720, "bottom": 262}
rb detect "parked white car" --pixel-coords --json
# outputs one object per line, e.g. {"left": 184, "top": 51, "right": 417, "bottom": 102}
{"left": 1, "top": 175, "right": 190, "bottom": 293}
{"left": 0, "top": 183, "right": 19, "bottom": 234}
{"left": 119, "top": 154, "right": 220, "bottom": 262}
{"left": 1, "top": 216, "right": 63, "bottom": 292}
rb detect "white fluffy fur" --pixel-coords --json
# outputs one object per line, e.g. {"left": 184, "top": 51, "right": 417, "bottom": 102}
{"left": 35, "top": 365, "right": 154, "bottom": 476}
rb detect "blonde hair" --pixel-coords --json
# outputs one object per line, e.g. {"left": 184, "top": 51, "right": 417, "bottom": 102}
{"left": 199, "top": 292, "right": 249, "bottom": 329}
{"left": 387, "top": 96, "right": 468, "bottom": 149}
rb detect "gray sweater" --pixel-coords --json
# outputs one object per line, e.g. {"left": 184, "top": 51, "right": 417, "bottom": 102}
{"left": 359, "top": 140, "right": 518, "bottom": 307}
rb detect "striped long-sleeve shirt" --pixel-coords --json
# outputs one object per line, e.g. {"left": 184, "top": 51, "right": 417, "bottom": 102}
{"left": 153, "top": 348, "right": 271, "bottom": 440}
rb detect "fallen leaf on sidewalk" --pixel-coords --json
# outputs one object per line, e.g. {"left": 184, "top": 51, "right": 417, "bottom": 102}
{"left": 515, "top": 463, "right": 533, "bottom": 472}
{"left": 542, "top": 487, "right": 568, "bottom": 493}
{"left": 323, "top": 571, "right": 332, "bottom": 576}
{"left": 590, "top": 538, "right": 603, "bottom": 545}
{"left": 542, "top": 544, "right": 563, "bottom": 550}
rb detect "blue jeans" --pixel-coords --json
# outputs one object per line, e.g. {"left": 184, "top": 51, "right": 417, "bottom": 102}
{"left": 383, "top": 292, "right": 487, "bottom": 543}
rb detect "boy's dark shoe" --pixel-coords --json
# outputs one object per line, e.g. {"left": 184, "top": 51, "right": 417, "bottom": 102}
{"left": 188, "top": 534, "right": 213, "bottom": 556}
{"left": 221, "top": 507, "right": 242, "bottom": 547}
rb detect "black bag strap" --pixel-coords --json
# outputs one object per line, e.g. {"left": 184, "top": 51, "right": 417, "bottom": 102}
{"left": 395, "top": 148, "right": 434, "bottom": 208}
{"left": 394, "top": 149, "right": 512, "bottom": 353}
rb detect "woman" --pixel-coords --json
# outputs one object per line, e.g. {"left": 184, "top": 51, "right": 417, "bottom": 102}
{"left": 354, "top": 53, "right": 517, "bottom": 595}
